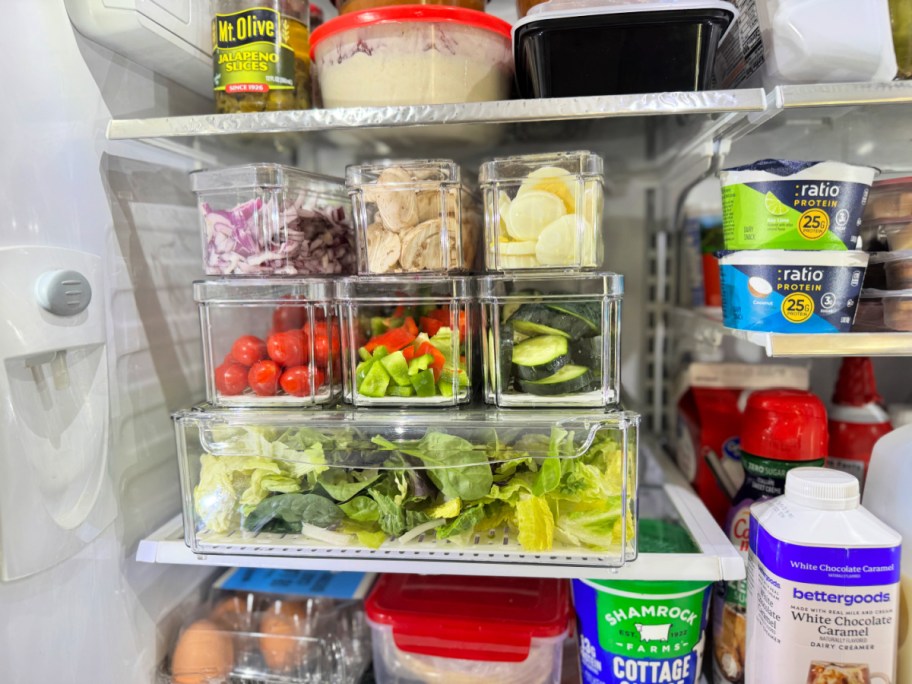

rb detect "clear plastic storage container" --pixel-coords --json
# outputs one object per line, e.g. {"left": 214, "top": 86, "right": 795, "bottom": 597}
{"left": 336, "top": 275, "right": 475, "bottom": 406}
{"left": 479, "top": 273, "right": 622, "bottom": 408}
{"left": 854, "top": 289, "right": 912, "bottom": 332}
{"left": 309, "top": 6, "right": 512, "bottom": 108}
{"left": 365, "top": 575, "right": 571, "bottom": 684}
{"left": 159, "top": 586, "right": 370, "bottom": 683}
{"left": 480, "top": 151, "right": 604, "bottom": 271}
{"left": 195, "top": 279, "right": 341, "bottom": 407}
{"left": 346, "top": 160, "right": 481, "bottom": 274}
{"left": 862, "top": 218, "right": 912, "bottom": 252}
{"left": 865, "top": 177, "right": 912, "bottom": 220}
{"left": 175, "top": 405, "right": 639, "bottom": 563}
{"left": 513, "top": 0, "right": 737, "bottom": 98}
{"left": 190, "top": 164, "right": 355, "bottom": 277}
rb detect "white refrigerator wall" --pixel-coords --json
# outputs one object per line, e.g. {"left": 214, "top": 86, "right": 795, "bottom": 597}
{"left": 0, "top": 2, "right": 213, "bottom": 682}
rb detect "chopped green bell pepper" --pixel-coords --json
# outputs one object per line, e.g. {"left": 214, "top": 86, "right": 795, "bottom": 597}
{"left": 380, "top": 351, "right": 410, "bottom": 387}
{"left": 410, "top": 368, "right": 436, "bottom": 397}
{"left": 407, "top": 353, "right": 434, "bottom": 376}
{"left": 359, "top": 362, "right": 390, "bottom": 397}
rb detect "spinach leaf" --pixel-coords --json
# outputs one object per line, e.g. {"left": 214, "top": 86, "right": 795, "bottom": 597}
{"left": 243, "top": 493, "right": 343, "bottom": 533}
{"left": 370, "top": 491, "right": 430, "bottom": 537}
{"left": 436, "top": 505, "right": 485, "bottom": 541}
{"left": 317, "top": 469, "right": 381, "bottom": 502}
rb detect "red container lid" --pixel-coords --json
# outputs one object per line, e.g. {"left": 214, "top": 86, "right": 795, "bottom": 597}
{"left": 365, "top": 574, "right": 570, "bottom": 662}
{"left": 741, "top": 388, "right": 828, "bottom": 462}
{"left": 310, "top": 6, "right": 512, "bottom": 58}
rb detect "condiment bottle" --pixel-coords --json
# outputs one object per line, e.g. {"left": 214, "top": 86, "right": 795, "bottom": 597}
{"left": 711, "top": 388, "right": 828, "bottom": 684}
{"left": 828, "top": 357, "right": 893, "bottom": 489}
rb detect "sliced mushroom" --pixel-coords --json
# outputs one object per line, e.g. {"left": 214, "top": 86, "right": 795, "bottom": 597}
{"left": 399, "top": 218, "right": 460, "bottom": 271}
{"left": 375, "top": 167, "right": 419, "bottom": 233}
{"left": 366, "top": 222, "right": 401, "bottom": 273}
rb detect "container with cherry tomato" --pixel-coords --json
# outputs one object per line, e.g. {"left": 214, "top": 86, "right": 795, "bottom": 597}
{"left": 336, "top": 276, "right": 475, "bottom": 406}
{"left": 195, "top": 280, "right": 341, "bottom": 407}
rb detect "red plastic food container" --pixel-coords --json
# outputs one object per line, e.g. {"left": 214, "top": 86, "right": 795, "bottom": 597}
{"left": 365, "top": 575, "right": 570, "bottom": 682}
{"left": 741, "top": 388, "right": 828, "bottom": 462}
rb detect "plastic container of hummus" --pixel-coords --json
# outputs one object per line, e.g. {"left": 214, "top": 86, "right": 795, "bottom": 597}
{"left": 721, "top": 160, "right": 877, "bottom": 251}
{"left": 310, "top": 7, "right": 512, "bottom": 108}
{"left": 719, "top": 250, "right": 869, "bottom": 333}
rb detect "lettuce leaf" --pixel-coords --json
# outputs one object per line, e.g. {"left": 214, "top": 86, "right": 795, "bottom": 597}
{"left": 515, "top": 496, "right": 554, "bottom": 552}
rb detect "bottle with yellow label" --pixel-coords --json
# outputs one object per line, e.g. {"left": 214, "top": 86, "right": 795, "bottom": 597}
{"left": 212, "top": 0, "right": 311, "bottom": 113}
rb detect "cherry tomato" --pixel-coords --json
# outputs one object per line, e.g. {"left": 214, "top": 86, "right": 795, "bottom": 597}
{"left": 272, "top": 305, "right": 307, "bottom": 333}
{"left": 267, "top": 330, "right": 308, "bottom": 367}
{"left": 248, "top": 360, "right": 280, "bottom": 396}
{"left": 214, "top": 362, "right": 248, "bottom": 396}
{"left": 311, "top": 322, "right": 340, "bottom": 368}
{"left": 231, "top": 335, "right": 266, "bottom": 367}
{"left": 280, "top": 366, "right": 325, "bottom": 397}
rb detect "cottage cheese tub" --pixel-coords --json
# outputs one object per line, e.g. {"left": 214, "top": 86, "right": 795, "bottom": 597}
{"left": 721, "top": 160, "right": 877, "bottom": 251}
{"left": 310, "top": 7, "right": 512, "bottom": 108}
{"left": 719, "top": 250, "right": 868, "bottom": 333}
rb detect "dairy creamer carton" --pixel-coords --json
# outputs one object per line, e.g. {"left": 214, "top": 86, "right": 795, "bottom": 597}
{"left": 746, "top": 468, "right": 901, "bottom": 684}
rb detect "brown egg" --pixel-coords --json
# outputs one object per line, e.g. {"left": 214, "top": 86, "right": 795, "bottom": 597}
{"left": 258, "top": 601, "right": 312, "bottom": 673}
{"left": 171, "top": 619, "right": 234, "bottom": 684}
{"left": 209, "top": 594, "right": 251, "bottom": 632}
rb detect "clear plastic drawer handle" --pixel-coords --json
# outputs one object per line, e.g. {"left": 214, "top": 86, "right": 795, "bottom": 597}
{"left": 35, "top": 269, "right": 92, "bottom": 316}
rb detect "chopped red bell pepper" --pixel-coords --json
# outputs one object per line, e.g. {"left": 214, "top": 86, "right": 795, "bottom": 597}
{"left": 402, "top": 345, "right": 417, "bottom": 361}
{"left": 420, "top": 316, "right": 445, "bottom": 338}
{"left": 416, "top": 341, "right": 446, "bottom": 381}
{"left": 403, "top": 316, "right": 419, "bottom": 337}
{"left": 426, "top": 308, "right": 451, "bottom": 323}
{"left": 364, "top": 326, "right": 416, "bottom": 354}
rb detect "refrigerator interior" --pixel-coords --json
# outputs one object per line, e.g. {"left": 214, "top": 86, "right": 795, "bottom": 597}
{"left": 2, "top": 0, "right": 911, "bottom": 682}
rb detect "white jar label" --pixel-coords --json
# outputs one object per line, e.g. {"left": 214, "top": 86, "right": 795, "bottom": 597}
{"left": 747, "top": 515, "right": 901, "bottom": 684}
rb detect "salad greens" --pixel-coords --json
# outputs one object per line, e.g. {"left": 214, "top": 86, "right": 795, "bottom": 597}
{"left": 193, "top": 423, "right": 631, "bottom": 553}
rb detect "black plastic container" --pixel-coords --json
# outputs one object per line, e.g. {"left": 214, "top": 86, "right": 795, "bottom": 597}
{"left": 514, "top": 1, "right": 736, "bottom": 98}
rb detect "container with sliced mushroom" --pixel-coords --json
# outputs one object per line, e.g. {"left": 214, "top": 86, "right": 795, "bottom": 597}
{"left": 336, "top": 275, "right": 475, "bottom": 406}
{"left": 479, "top": 273, "right": 622, "bottom": 408}
{"left": 480, "top": 151, "right": 604, "bottom": 271}
{"left": 346, "top": 160, "right": 481, "bottom": 274}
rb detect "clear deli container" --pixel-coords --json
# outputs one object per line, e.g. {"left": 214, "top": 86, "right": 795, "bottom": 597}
{"left": 176, "top": 405, "right": 639, "bottom": 563}
{"left": 336, "top": 276, "right": 475, "bottom": 406}
{"left": 854, "top": 289, "right": 912, "bottom": 332}
{"left": 159, "top": 587, "right": 370, "bottom": 683}
{"left": 861, "top": 217, "right": 912, "bottom": 252}
{"left": 190, "top": 164, "right": 355, "bottom": 277}
{"left": 309, "top": 6, "right": 512, "bottom": 109}
{"left": 365, "top": 575, "right": 571, "bottom": 684}
{"left": 883, "top": 251, "right": 912, "bottom": 290}
{"left": 480, "top": 151, "right": 604, "bottom": 271}
{"left": 513, "top": 0, "right": 737, "bottom": 98}
{"left": 337, "top": 0, "right": 484, "bottom": 13}
{"left": 479, "top": 273, "right": 622, "bottom": 408}
{"left": 346, "top": 160, "right": 481, "bottom": 274}
{"left": 195, "top": 279, "right": 341, "bottom": 407}
{"left": 865, "top": 177, "right": 912, "bottom": 221}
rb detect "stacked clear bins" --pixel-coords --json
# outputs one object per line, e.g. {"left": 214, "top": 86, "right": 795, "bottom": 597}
{"left": 175, "top": 405, "right": 638, "bottom": 566}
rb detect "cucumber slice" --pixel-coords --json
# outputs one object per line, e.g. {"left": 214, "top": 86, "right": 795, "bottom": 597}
{"left": 543, "top": 302, "right": 601, "bottom": 337}
{"left": 503, "top": 291, "right": 543, "bottom": 321}
{"left": 511, "top": 335, "right": 570, "bottom": 381}
{"left": 518, "top": 364, "right": 594, "bottom": 396}
{"left": 571, "top": 336, "right": 603, "bottom": 369}
{"left": 489, "top": 325, "right": 514, "bottom": 390}
{"left": 509, "top": 304, "right": 572, "bottom": 339}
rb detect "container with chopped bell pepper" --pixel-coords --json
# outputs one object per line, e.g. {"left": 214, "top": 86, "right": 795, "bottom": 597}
{"left": 336, "top": 275, "right": 475, "bottom": 406}
{"left": 478, "top": 272, "right": 622, "bottom": 408}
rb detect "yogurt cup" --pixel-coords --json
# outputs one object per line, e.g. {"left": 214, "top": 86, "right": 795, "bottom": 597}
{"left": 720, "top": 160, "right": 877, "bottom": 251}
{"left": 719, "top": 250, "right": 868, "bottom": 333}
{"left": 572, "top": 577, "right": 712, "bottom": 684}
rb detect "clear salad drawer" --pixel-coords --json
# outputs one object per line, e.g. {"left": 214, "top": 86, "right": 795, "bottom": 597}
{"left": 190, "top": 164, "right": 355, "bottom": 277}
{"left": 336, "top": 276, "right": 475, "bottom": 406}
{"left": 175, "top": 405, "right": 639, "bottom": 566}
{"left": 195, "top": 279, "right": 341, "bottom": 408}
{"left": 346, "top": 159, "right": 481, "bottom": 275}
{"left": 480, "top": 151, "right": 604, "bottom": 271}
{"left": 479, "top": 273, "right": 622, "bottom": 408}
{"left": 159, "top": 585, "right": 370, "bottom": 683}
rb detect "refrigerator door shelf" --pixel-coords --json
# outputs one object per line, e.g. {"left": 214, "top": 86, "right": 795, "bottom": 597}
{"left": 0, "top": 246, "right": 115, "bottom": 580}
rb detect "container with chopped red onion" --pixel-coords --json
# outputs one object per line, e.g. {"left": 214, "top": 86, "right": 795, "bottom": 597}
{"left": 191, "top": 164, "right": 356, "bottom": 277}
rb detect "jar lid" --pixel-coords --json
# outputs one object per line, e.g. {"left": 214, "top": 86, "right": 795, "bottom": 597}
{"left": 310, "top": 6, "right": 512, "bottom": 58}
{"left": 785, "top": 467, "right": 860, "bottom": 510}
{"left": 741, "top": 389, "right": 828, "bottom": 462}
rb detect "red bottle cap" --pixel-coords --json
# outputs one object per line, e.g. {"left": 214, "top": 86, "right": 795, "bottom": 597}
{"left": 741, "top": 388, "right": 828, "bottom": 461}
{"left": 832, "top": 357, "right": 884, "bottom": 407}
